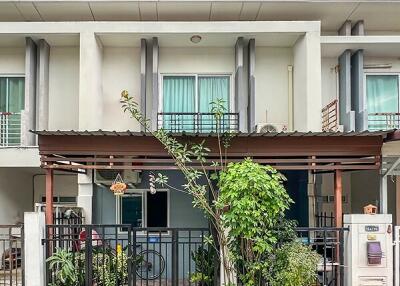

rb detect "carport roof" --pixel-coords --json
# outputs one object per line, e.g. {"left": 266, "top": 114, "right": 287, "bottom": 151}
{"left": 31, "top": 129, "right": 397, "bottom": 172}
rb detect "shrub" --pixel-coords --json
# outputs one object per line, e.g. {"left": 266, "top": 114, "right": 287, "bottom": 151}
{"left": 266, "top": 241, "right": 321, "bottom": 286}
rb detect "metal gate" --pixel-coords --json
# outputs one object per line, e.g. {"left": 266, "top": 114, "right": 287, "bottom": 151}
{"left": 395, "top": 226, "right": 400, "bottom": 286}
{"left": 0, "top": 225, "right": 23, "bottom": 286}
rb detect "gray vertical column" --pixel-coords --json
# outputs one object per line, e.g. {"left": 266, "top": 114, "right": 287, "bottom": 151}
{"left": 247, "top": 39, "right": 255, "bottom": 132}
{"left": 338, "top": 20, "right": 352, "bottom": 36}
{"left": 140, "top": 39, "right": 147, "bottom": 131}
{"left": 235, "top": 37, "right": 247, "bottom": 132}
{"left": 338, "top": 50, "right": 355, "bottom": 131}
{"left": 352, "top": 20, "right": 365, "bottom": 36}
{"left": 151, "top": 37, "right": 159, "bottom": 131}
{"left": 23, "top": 37, "right": 37, "bottom": 146}
{"left": 351, "top": 50, "right": 367, "bottom": 131}
{"left": 37, "top": 39, "right": 50, "bottom": 131}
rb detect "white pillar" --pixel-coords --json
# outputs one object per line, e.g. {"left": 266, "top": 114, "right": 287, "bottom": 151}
{"left": 77, "top": 172, "right": 93, "bottom": 223}
{"left": 79, "top": 32, "right": 103, "bottom": 130}
{"left": 24, "top": 212, "right": 45, "bottom": 286}
{"left": 293, "top": 31, "right": 322, "bottom": 132}
{"left": 380, "top": 175, "right": 388, "bottom": 214}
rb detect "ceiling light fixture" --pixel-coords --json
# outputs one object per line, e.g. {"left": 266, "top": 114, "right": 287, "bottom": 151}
{"left": 190, "top": 35, "right": 202, "bottom": 44}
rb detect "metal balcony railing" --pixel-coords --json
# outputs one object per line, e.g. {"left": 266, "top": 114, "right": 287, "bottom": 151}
{"left": 368, "top": 112, "right": 400, "bottom": 130}
{"left": 0, "top": 112, "right": 22, "bottom": 147}
{"left": 157, "top": 112, "right": 239, "bottom": 133}
{"left": 321, "top": 99, "right": 338, "bottom": 132}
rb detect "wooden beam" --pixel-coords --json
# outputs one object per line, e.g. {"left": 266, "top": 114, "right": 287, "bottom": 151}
{"left": 45, "top": 168, "right": 54, "bottom": 225}
{"left": 334, "top": 169, "right": 343, "bottom": 228}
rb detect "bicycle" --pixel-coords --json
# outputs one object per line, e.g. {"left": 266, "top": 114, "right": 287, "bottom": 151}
{"left": 134, "top": 244, "right": 166, "bottom": 280}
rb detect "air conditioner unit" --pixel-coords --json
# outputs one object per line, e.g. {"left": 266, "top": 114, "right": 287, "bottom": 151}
{"left": 256, "top": 123, "right": 288, "bottom": 133}
{"left": 95, "top": 170, "right": 141, "bottom": 185}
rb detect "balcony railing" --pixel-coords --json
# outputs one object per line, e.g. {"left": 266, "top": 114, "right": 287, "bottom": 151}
{"left": 368, "top": 112, "right": 400, "bottom": 130}
{"left": 321, "top": 99, "right": 338, "bottom": 132}
{"left": 158, "top": 112, "right": 239, "bottom": 133}
{"left": 0, "top": 112, "right": 22, "bottom": 147}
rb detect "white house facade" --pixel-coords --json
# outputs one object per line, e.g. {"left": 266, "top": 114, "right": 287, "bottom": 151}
{"left": 1, "top": 2, "right": 400, "bottom": 284}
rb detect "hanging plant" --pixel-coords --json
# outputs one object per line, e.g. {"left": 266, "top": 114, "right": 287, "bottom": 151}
{"left": 110, "top": 173, "right": 127, "bottom": 196}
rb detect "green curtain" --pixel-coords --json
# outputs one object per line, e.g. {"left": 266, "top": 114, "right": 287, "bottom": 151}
{"left": 163, "top": 76, "right": 195, "bottom": 132}
{"left": 8, "top": 77, "right": 25, "bottom": 113}
{"left": 366, "top": 75, "right": 399, "bottom": 129}
{"left": 0, "top": 77, "right": 24, "bottom": 112}
{"left": 198, "top": 76, "right": 230, "bottom": 132}
{"left": 0, "top": 78, "right": 6, "bottom": 111}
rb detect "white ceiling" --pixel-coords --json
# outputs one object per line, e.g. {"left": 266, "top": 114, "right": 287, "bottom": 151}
{"left": 1, "top": 1, "right": 400, "bottom": 32}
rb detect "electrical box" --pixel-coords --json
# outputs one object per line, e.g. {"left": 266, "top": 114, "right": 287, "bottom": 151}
{"left": 344, "top": 214, "right": 393, "bottom": 286}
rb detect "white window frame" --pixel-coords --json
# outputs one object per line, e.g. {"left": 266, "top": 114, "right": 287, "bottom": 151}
{"left": 116, "top": 189, "right": 170, "bottom": 235}
{"left": 364, "top": 72, "right": 400, "bottom": 113}
{"left": 0, "top": 75, "right": 25, "bottom": 112}
{"left": 159, "top": 73, "right": 235, "bottom": 114}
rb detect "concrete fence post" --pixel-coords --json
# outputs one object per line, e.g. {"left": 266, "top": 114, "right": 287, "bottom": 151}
{"left": 24, "top": 212, "right": 45, "bottom": 286}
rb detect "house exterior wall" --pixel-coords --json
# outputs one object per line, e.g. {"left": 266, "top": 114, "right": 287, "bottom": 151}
{"left": 93, "top": 170, "right": 208, "bottom": 228}
{"left": 254, "top": 47, "right": 293, "bottom": 126}
{"left": 0, "top": 48, "right": 25, "bottom": 74}
{"left": 48, "top": 47, "right": 79, "bottom": 130}
{"left": 102, "top": 47, "right": 141, "bottom": 131}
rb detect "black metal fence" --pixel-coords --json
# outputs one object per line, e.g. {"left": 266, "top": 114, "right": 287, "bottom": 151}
{"left": 315, "top": 212, "right": 336, "bottom": 228}
{"left": 157, "top": 112, "right": 239, "bottom": 133}
{"left": 0, "top": 225, "right": 24, "bottom": 286}
{"left": 296, "top": 227, "right": 347, "bottom": 286}
{"left": 44, "top": 225, "right": 212, "bottom": 286}
{"left": 43, "top": 225, "right": 347, "bottom": 286}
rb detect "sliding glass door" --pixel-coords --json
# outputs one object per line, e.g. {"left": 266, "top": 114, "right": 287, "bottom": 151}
{"left": 366, "top": 74, "right": 400, "bottom": 130}
{"left": 162, "top": 74, "right": 230, "bottom": 132}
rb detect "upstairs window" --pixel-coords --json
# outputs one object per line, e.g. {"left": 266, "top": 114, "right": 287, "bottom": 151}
{"left": 0, "top": 77, "right": 24, "bottom": 146}
{"left": 160, "top": 75, "right": 232, "bottom": 132}
{"left": 366, "top": 74, "right": 400, "bottom": 130}
{"left": 0, "top": 77, "right": 25, "bottom": 113}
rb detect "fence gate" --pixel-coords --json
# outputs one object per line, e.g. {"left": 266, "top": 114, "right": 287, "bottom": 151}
{"left": 395, "top": 226, "right": 400, "bottom": 286}
{"left": 0, "top": 225, "right": 23, "bottom": 286}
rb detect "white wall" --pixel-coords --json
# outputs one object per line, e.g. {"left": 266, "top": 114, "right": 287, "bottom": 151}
{"left": 48, "top": 47, "right": 79, "bottom": 130}
{"left": 33, "top": 174, "right": 78, "bottom": 204}
{"left": 0, "top": 168, "right": 33, "bottom": 225}
{"left": 364, "top": 56, "right": 400, "bottom": 73}
{"left": 321, "top": 57, "right": 338, "bottom": 107}
{"left": 0, "top": 48, "right": 25, "bottom": 75}
{"left": 255, "top": 47, "right": 293, "bottom": 125}
{"left": 79, "top": 32, "right": 103, "bottom": 130}
{"left": 102, "top": 47, "right": 141, "bottom": 131}
{"left": 293, "top": 32, "right": 322, "bottom": 131}
{"left": 159, "top": 47, "right": 234, "bottom": 74}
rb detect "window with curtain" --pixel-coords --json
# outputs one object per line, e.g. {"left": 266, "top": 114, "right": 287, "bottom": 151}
{"left": 366, "top": 75, "right": 399, "bottom": 130}
{"left": 0, "top": 77, "right": 25, "bottom": 112}
{"left": 0, "top": 77, "right": 24, "bottom": 146}
{"left": 162, "top": 75, "right": 230, "bottom": 132}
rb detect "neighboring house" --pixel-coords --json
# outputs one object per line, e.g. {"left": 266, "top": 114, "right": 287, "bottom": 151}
{"left": 0, "top": 0, "right": 400, "bottom": 240}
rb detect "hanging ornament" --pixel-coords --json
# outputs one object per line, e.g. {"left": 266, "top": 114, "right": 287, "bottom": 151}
{"left": 149, "top": 173, "right": 157, "bottom": 195}
{"left": 110, "top": 173, "right": 127, "bottom": 196}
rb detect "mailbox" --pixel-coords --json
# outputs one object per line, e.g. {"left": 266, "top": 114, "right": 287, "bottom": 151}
{"left": 344, "top": 214, "right": 393, "bottom": 286}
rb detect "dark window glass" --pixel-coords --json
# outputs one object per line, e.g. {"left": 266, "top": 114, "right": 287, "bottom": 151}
{"left": 121, "top": 195, "right": 143, "bottom": 227}
{"left": 147, "top": 192, "right": 168, "bottom": 227}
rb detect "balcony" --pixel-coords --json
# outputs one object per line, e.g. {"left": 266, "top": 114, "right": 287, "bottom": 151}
{"left": 157, "top": 112, "right": 239, "bottom": 133}
{"left": 368, "top": 113, "right": 400, "bottom": 131}
{"left": 0, "top": 112, "right": 22, "bottom": 147}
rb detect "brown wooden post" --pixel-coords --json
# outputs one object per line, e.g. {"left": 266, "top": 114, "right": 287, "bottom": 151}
{"left": 45, "top": 168, "right": 54, "bottom": 225}
{"left": 334, "top": 169, "right": 343, "bottom": 228}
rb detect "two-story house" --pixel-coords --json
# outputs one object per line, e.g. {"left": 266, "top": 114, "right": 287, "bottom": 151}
{"left": 0, "top": 0, "right": 399, "bottom": 272}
